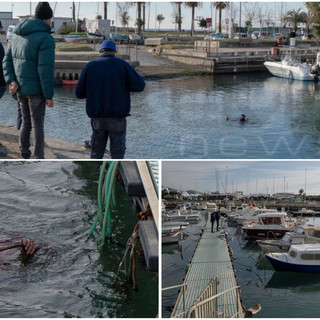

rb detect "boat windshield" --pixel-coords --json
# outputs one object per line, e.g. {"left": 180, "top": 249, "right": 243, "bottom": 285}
{"left": 282, "top": 233, "right": 291, "bottom": 242}
{"left": 261, "top": 217, "right": 282, "bottom": 225}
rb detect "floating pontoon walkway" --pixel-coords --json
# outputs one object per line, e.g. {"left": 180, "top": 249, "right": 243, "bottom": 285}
{"left": 170, "top": 217, "right": 243, "bottom": 318}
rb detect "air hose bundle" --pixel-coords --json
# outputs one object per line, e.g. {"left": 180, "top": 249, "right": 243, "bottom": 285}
{"left": 89, "top": 161, "right": 119, "bottom": 246}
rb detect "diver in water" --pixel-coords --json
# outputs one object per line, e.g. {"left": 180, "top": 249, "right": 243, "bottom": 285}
{"left": 225, "top": 114, "right": 247, "bottom": 122}
{"left": 0, "top": 238, "right": 36, "bottom": 256}
{"left": 20, "top": 238, "right": 36, "bottom": 255}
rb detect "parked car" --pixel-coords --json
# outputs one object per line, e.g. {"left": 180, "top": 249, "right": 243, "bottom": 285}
{"left": 6, "top": 25, "right": 15, "bottom": 43}
{"left": 272, "top": 33, "right": 283, "bottom": 39}
{"left": 251, "top": 31, "right": 260, "bottom": 39}
{"left": 129, "top": 34, "right": 144, "bottom": 44}
{"left": 204, "top": 33, "right": 226, "bottom": 40}
{"left": 234, "top": 33, "right": 248, "bottom": 39}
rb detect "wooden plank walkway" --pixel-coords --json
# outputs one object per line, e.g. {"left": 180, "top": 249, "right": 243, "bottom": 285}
{"left": 171, "top": 216, "right": 243, "bottom": 318}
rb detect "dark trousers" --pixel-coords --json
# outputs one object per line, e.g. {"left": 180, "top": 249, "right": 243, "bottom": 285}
{"left": 90, "top": 117, "right": 126, "bottom": 159}
{"left": 0, "top": 86, "right": 6, "bottom": 99}
{"left": 216, "top": 219, "right": 220, "bottom": 231}
{"left": 12, "top": 93, "right": 22, "bottom": 129}
{"left": 211, "top": 220, "right": 215, "bottom": 232}
{"left": 18, "top": 93, "right": 46, "bottom": 159}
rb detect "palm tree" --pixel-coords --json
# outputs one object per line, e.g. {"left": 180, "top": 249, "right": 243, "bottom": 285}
{"left": 117, "top": 3, "right": 130, "bottom": 32}
{"left": 283, "top": 8, "right": 306, "bottom": 31}
{"left": 213, "top": 2, "right": 228, "bottom": 34}
{"left": 104, "top": 2, "right": 108, "bottom": 20}
{"left": 305, "top": 2, "right": 320, "bottom": 37}
{"left": 72, "top": 2, "right": 76, "bottom": 23}
{"left": 136, "top": 2, "right": 143, "bottom": 35}
{"left": 156, "top": 14, "right": 165, "bottom": 31}
{"left": 142, "top": 2, "right": 146, "bottom": 31}
{"left": 185, "top": 2, "right": 200, "bottom": 36}
{"left": 172, "top": 2, "right": 182, "bottom": 32}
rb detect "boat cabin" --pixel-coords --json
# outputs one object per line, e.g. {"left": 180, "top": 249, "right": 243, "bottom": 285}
{"left": 288, "top": 244, "right": 320, "bottom": 261}
{"left": 257, "top": 212, "right": 287, "bottom": 225}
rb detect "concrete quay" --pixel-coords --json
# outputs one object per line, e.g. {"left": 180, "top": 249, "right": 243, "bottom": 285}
{"left": 0, "top": 123, "right": 109, "bottom": 159}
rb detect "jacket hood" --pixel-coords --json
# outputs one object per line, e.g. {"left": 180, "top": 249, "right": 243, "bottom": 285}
{"left": 14, "top": 17, "right": 51, "bottom": 36}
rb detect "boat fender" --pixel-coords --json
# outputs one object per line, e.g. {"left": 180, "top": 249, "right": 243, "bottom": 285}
{"left": 245, "top": 304, "right": 262, "bottom": 317}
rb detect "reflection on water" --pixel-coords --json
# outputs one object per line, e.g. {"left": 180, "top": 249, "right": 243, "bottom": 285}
{"left": 1, "top": 73, "right": 320, "bottom": 158}
{"left": 0, "top": 162, "right": 157, "bottom": 318}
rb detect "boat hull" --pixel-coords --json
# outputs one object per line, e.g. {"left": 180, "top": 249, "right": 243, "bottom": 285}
{"left": 243, "top": 227, "right": 291, "bottom": 239}
{"left": 266, "top": 254, "right": 320, "bottom": 273}
{"left": 264, "top": 61, "right": 315, "bottom": 81}
{"left": 62, "top": 80, "right": 78, "bottom": 86}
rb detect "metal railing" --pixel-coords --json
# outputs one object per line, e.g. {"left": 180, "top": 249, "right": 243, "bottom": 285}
{"left": 162, "top": 283, "right": 187, "bottom": 318}
{"left": 187, "top": 276, "right": 219, "bottom": 318}
{"left": 165, "top": 277, "right": 243, "bottom": 318}
{"left": 187, "top": 285, "right": 242, "bottom": 318}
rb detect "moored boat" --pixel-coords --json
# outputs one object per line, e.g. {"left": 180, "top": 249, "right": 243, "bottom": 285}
{"left": 266, "top": 244, "right": 320, "bottom": 272}
{"left": 264, "top": 49, "right": 320, "bottom": 81}
{"left": 162, "top": 229, "right": 184, "bottom": 244}
{"left": 242, "top": 212, "right": 297, "bottom": 240}
{"left": 62, "top": 79, "right": 78, "bottom": 86}
{"left": 64, "top": 34, "right": 88, "bottom": 42}
{"left": 257, "top": 225, "right": 320, "bottom": 253}
{"left": 163, "top": 210, "right": 200, "bottom": 222}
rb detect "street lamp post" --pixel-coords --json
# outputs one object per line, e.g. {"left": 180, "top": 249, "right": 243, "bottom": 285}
{"left": 305, "top": 168, "right": 307, "bottom": 203}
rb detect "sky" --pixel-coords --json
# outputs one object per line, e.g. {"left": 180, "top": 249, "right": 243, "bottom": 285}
{"left": 0, "top": 1, "right": 306, "bottom": 31}
{"left": 162, "top": 161, "right": 320, "bottom": 195}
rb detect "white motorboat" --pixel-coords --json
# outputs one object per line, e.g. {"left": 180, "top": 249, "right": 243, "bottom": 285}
{"left": 161, "top": 223, "right": 186, "bottom": 244}
{"left": 206, "top": 202, "right": 218, "bottom": 210}
{"left": 264, "top": 49, "right": 320, "bottom": 81}
{"left": 257, "top": 226, "right": 320, "bottom": 253}
{"left": 242, "top": 212, "right": 298, "bottom": 240}
{"left": 265, "top": 244, "right": 320, "bottom": 273}
{"left": 163, "top": 210, "right": 200, "bottom": 222}
{"left": 227, "top": 206, "right": 277, "bottom": 226}
{"left": 162, "top": 229, "right": 184, "bottom": 244}
{"left": 295, "top": 207, "right": 320, "bottom": 215}
{"left": 191, "top": 203, "right": 207, "bottom": 210}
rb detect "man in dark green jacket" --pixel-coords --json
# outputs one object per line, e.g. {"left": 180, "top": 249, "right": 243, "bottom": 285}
{"left": 3, "top": 2, "right": 55, "bottom": 159}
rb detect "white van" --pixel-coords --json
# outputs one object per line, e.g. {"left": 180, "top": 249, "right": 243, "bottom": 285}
{"left": 6, "top": 25, "right": 15, "bottom": 43}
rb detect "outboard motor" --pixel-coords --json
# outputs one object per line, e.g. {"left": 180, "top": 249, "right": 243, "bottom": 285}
{"left": 310, "top": 53, "right": 320, "bottom": 81}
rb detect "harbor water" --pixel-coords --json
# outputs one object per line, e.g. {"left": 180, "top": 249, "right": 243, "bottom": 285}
{"left": 162, "top": 212, "right": 320, "bottom": 318}
{"left": 0, "top": 161, "right": 158, "bottom": 318}
{"left": 1, "top": 73, "right": 320, "bottom": 159}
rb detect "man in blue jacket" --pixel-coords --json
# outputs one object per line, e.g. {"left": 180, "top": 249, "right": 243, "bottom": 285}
{"left": 75, "top": 40, "right": 145, "bottom": 159}
{"left": 3, "top": 2, "right": 55, "bottom": 159}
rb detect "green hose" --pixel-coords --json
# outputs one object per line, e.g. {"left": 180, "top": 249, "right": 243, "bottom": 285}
{"left": 89, "top": 161, "right": 119, "bottom": 246}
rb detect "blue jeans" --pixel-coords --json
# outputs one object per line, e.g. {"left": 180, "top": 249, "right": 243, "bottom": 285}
{"left": 18, "top": 93, "right": 46, "bottom": 159}
{"left": 90, "top": 117, "right": 126, "bottom": 159}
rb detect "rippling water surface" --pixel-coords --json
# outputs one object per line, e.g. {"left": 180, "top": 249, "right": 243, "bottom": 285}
{"left": 0, "top": 161, "right": 157, "bottom": 318}
{"left": 162, "top": 214, "right": 320, "bottom": 318}
{"left": 1, "top": 73, "right": 320, "bottom": 158}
